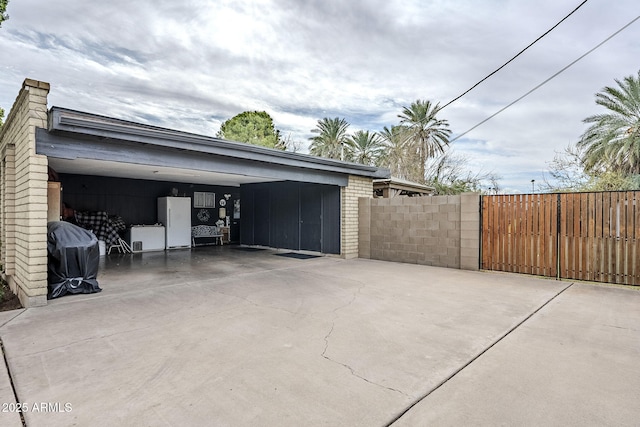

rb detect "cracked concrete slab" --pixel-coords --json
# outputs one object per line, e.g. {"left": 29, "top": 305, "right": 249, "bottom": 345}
{"left": 0, "top": 340, "right": 22, "bottom": 427}
{"left": 391, "top": 283, "right": 640, "bottom": 426}
{"left": 0, "top": 247, "right": 636, "bottom": 425}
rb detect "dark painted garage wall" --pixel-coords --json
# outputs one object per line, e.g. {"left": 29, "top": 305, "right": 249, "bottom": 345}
{"left": 240, "top": 181, "right": 340, "bottom": 254}
{"left": 59, "top": 174, "right": 241, "bottom": 239}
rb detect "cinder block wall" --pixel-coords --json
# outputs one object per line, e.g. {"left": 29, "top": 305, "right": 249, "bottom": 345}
{"left": 0, "top": 79, "right": 50, "bottom": 307}
{"left": 341, "top": 175, "right": 373, "bottom": 259}
{"left": 359, "top": 193, "right": 480, "bottom": 270}
{"left": 460, "top": 193, "right": 480, "bottom": 270}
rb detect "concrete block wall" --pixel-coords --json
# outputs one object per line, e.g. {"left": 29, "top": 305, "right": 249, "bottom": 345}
{"left": 359, "top": 193, "right": 480, "bottom": 270}
{"left": 0, "top": 79, "right": 50, "bottom": 307}
{"left": 460, "top": 193, "right": 480, "bottom": 270}
{"left": 341, "top": 175, "right": 373, "bottom": 259}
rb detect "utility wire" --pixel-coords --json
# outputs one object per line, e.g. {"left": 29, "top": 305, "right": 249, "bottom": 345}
{"left": 441, "top": 0, "right": 589, "bottom": 110}
{"left": 450, "top": 14, "right": 640, "bottom": 143}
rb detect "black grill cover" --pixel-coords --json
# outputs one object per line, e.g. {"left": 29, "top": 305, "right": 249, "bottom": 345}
{"left": 47, "top": 221, "right": 101, "bottom": 299}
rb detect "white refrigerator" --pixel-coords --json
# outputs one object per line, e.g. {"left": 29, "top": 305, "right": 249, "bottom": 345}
{"left": 157, "top": 197, "right": 191, "bottom": 249}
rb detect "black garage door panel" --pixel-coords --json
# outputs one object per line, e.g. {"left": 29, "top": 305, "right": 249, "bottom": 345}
{"left": 300, "top": 185, "right": 322, "bottom": 252}
{"left": 321, "top": 187, "right": 341, "bottom": 255}
{"left": 270, "top": 183, "right": 299, "bottom": 249}
{"left": 240, "top": 181, "right": 340, "bottom": 254}
{"left": 240, "top": 189, "right": 255, "bottom": 245}
{"left": 253, "top": 188, "right": 271, "bottom": 246}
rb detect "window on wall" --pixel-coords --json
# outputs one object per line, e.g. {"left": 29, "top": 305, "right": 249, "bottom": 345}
{"left": 193, "top": 192, "right": 215, "bottom": 208}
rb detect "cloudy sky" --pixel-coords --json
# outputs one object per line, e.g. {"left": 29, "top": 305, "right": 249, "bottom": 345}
{"left": 1, "top": 0, "right": 639, "bottom": 192}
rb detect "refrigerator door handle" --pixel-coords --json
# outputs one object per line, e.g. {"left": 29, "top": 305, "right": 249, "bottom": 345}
{"left": 168, "top": 208, "right": 171, "bottom": 227}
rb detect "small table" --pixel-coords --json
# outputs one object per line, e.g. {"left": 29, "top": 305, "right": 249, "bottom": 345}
{"left": 220, "top": 226, "right": 230, "bottom": 244}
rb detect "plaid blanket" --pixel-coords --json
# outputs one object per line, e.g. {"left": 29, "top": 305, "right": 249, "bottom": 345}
{"left": 74, "top": 211, "right": 123, "bottom": 248}
{"left": 109, "top": 216, "right": 127, "bottom": 233}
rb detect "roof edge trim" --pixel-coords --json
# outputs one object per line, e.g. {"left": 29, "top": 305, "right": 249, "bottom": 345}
{"left": 48, "top": 107, "right": 391, "bottom": 180}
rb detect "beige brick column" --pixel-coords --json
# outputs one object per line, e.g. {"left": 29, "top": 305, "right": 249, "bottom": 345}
{"left": 460, "top": 192, "right": 480, "bottom": 271}
{"left": 1, "top": 145, "right": 17, "bottom": 276}
{"left": 358, "top": 197, "right": 371, "bottom": 258}
{"left": 0, "top": 79, "right": 50, "bottom": 307}
{"left": 341, "top": 175, "right": 373, "bottom": 259}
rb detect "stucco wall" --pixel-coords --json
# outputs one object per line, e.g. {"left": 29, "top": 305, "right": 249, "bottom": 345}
{"left": 0, "top": 79, "right": 50, "bottom": 307}
{"left": 359, "top": 193, "right": 480, "bottom": 270}
{"left": 341, "top": 175, "right": 373, "bottom": 259}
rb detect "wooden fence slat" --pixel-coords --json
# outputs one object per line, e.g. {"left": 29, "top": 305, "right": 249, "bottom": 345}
{"left": 625, "top": 191, "right": 640, "bottom": 285}
{"left": 481, "top": 197, "right": 488, "bottom": 269}
{"left": 483, "top": 195, "right": 490, "bottom": 270}
{"left": 559, "top": 194, "right": 573, "bottom": 277}
{"left": 510, "top": 194, "right": 516, "bottom": 272}
{"left": 634, "top": 192, "right": 639, "bottom": 285}
{"left": 545, "top": 194, "right": 550, "bottom": 276}
{"left": 573, "top": 193, "right": 580, "bottom": 279}
{"left": 604, "top": 192, "right": 611, "bottom": 282}
{"left": 506, "top": 196, "right": 511, "bottom": 271}
{"left": 516, "top": 195, "right": 522, "bottom": 273}
{"left": 580, "top": 193, "right": 588, "bottom": 281}
{"left": 517, "top": 194, "right": 527, "bottom": 273}
{"left": 490, "top": 195, "right": 498, "bottom": 270}
{"left": 551, "top": 194, "right": 557, "bottom": 276}
{"left": 624, "top": 192, "right": 632, "bottom": 285}
{"left": 587, "top": 193, "right": 595, "bottom": 281}
{"left": 531, "top": 194, "right": 540, "bottom": 275}
{"left": 523, "top": 195, "right": 530, "bottom": 274}
{"left": 615, "top": 192, "right": 623, "bottom": 284}
{"left": 541, "top": 195, "right": 547, "bottom": 276}
{"left": 495, "top": 196, "right": 505, "bottom": 271}
{"left": 624, "top": 191, "right": 629, "bottom": 284}
{"left": 595, "top": 193, "right": 601, "bottom": 282}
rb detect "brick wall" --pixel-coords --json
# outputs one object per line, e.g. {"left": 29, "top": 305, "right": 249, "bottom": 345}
{"left": 0, "top": 79, "right": 50, "bottom": 307}
{"left": 341, "top": 175, "right": 373, "bottom": 259}
{"left": 359, "top": 193, "right": 480, "bottom": 270}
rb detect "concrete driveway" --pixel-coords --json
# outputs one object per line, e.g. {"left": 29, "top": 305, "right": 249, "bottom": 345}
{"left": 0, "top": 247, "right": 638, "bottom": 426}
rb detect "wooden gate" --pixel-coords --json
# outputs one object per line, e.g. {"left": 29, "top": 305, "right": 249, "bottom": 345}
{"left": 482, "top": 192, "right": 640, "bottom": 286}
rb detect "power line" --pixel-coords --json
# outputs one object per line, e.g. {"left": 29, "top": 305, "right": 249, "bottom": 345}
{"left": 441, "top": 0, "right": 589, "bottom": 110}
{"left": 450, "top": 14, "right": 640, "bottom": 144}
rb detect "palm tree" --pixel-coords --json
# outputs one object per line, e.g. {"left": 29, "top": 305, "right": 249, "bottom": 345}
{"left": 578, "top": 70, "right": 640, "bottom": 175}
{"left": 309, "top": 117, "right": 350, "bottom": 160}
{"left": 398, "top": 100, "right": 451, "bottom": 181}
{"left": 378, "top": 125, "right": 416, "bottom": 180}
{"left": 344, "top": 130, "right": 385, "bottom": 165}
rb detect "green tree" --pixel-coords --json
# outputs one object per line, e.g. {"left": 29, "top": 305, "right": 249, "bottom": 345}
{"left": 309, "top": 117, "right": 350, "bottom": 160}
{"left": 0, "top": 0, "right": 8, "bottom": 27}
{"left": 275, "top": 133, "right": 302, "bottom": 152}
{"left": 217, "top": 111, "right": 283, "bottom": 149}
{"left": 578, "top": 70, "right": 640, "bottom": 175}
{"left": 0, "top": 107, "right": 5, "bottom": 128}
{"left": 344, "top": 130, "right": 384, "bottom": 165}
{"left": 424, "top": 152, "right": 500, "bottom": 195}
{"left": 541, "top": 144, "right": 590, "bottom": 192}
{"left": 584, "top": 171, "right": 640, "bottom": 191}
{"left": 378, "top": 125, "right": 419, "bottom": 179}
{"left": 542, "top": 143, "right": 640, "bottom": 192}
{"left": 398, "top": 100, "right": 451, "bottom": 182}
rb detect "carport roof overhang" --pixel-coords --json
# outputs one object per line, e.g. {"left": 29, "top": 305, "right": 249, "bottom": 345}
{"left": 37, "top": 107, "right": 391, "bottom": 187}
